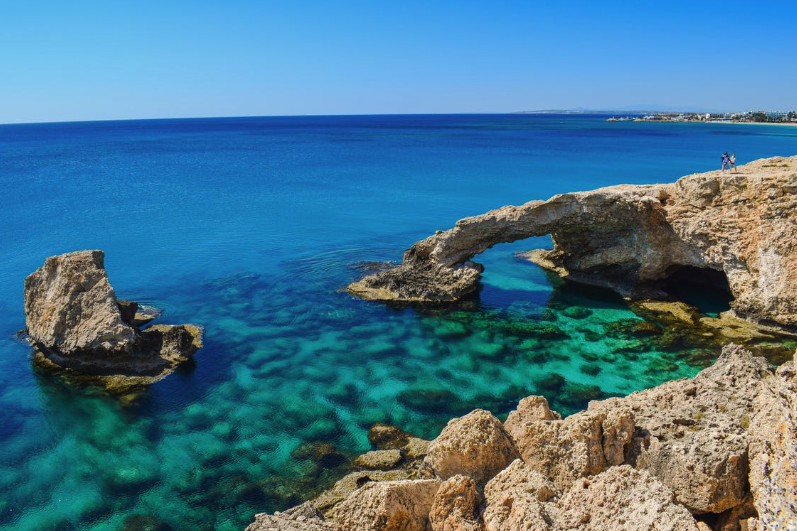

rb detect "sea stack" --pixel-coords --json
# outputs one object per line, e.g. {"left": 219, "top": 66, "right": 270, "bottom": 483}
{"left": 24, "top": 250, "right": 203, "bottom": 389}
{"left": 348, "top": 155, "right": 797, "bottom": 329}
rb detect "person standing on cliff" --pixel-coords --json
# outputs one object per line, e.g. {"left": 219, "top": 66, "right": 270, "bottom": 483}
{"left": 730, "top": 152, "right": 737, "bottom": 172}
{"left": 721, "top": 152, "right": 730, "bottom": 171}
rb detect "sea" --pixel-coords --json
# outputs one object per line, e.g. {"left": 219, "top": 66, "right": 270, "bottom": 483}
{"left": 1, "top": 114, "right": 796, "bottom": 531}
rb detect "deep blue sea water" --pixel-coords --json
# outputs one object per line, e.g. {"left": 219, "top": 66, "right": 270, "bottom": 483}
{"left": 1, "top": 115, "right": 796, "bottom": 530}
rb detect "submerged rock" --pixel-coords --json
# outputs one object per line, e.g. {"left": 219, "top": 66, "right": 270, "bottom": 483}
{"left": 348, "top": 156, "right": 797, "bottom": 329}
{"left": 24, "top": 250, "right": 203, "bottom": 391}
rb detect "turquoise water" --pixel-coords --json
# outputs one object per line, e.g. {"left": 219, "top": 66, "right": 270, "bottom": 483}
{"left": 2, "top": 115, "right": 797, "bottom": 530}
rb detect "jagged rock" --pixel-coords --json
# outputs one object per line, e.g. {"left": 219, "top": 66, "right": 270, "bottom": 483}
{"left": 353, "top": 450, "right": 403, "bottom": 470}
{"left": 747, "top": 351, "right": 797, "bottom": 528}
{"left": 504, "top": 396, "right": 561, "bottom": 425}
{"left": 421, "top": 409, "right": 520, "bottom": 487}
{"left": 588, "top": 344, "right": 769, "bottom": 514}
{"left": 481, "top": 459, "right": 558, "bottom": 531}
{"left": 23, "top": 250, "right": 203, "bottom": 391}
{"left": 429, "top": 475, "right": 484, "bottom": 531}
{"left": 602, "top": 408, "right": 636, "bottom": 466}
{"left": 246, "top": 501, "right": 334, "bottom": 531}
{"left": 333, "top": 479, "right": 441, "bottom": 531}
{"left": 25, "top": 250, "right": 137, "bottom": 355}
{"left": 503, "top": 401, "right": 633, "bottom": 492}
{"left": 556, "top": 465, "right": 700, "bottom": 531}
{"left": 348, "top": 156, "right": 797, "bottom": 328}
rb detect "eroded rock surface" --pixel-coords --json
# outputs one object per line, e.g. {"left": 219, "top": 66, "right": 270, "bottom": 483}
{"left": 587, "top": 344, "right": 766, "bottom": 514}
{"left": 747, "top": 352, "right": 797, "bottom": 529}
{"left": 504, "top": 404, "right": 634, "bottom": 492}
{"left": 429, "top": 475, "right": 484, "bottom": 531}
{"left": 24, "top": 250, "right": 203, "bottom": 390}
{"left": 482, "top": 459, "right": 558, "bottom": 530}
{"left": 246, "top": 502, "right": 334, "bottom": 531}
{"left": 25, "top": 250, "right": 137, "bottom": 355}
{"left": 349, "top": 156, "right": 797, "bottom": 328}
{"left": 421, "top": 409, "right": 520, "bottom": 487}
{"left": 557, "top": 466, "right": 700, "bottom": 531}
{"left": 333, "top": 479, "right": 441, "bottom": 531}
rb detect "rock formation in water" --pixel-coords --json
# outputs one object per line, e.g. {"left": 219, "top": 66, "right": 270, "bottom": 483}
{"left": 246, "top": 344, "right": 797, "bottom": 530}
{"left": 24, "top": 250, "right": 202, "bottom": 390}
{"left": 348, "top": 155, "right": 797, "bottom": 328}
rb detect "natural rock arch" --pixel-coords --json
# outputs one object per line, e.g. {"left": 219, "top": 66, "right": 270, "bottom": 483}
{"left": 348, "top": 155, "right": 797, "bottom": 329}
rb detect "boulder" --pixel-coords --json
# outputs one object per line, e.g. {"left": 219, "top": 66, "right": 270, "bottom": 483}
{"left": 333, "top": 479, "right": 441, "bottom": 531}
{"left": 556, "top": 465, "right": 700, "bottom": 531}
{"left": 504, "top": 396, "right": 561, "bottom": 424}
{"left": 23, "top": 250, "right": 203, "bottom": 390}
{"left": 348, "top": 156, "right": 797, "bottom": 328}
{"left": 422, "top": 409, "right": 520, "bottom": 487}
{"left": 429, "top": 475, "right": 484, "bottom": 531}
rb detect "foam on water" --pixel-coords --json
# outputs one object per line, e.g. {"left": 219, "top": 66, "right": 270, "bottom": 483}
{"left": 2, "top": 115, "right": 797, "bottom": 530}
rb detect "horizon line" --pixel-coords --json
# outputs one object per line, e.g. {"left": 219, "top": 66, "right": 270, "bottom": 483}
{"left": 3, "top": 108, "right": 792, "bottom": 127}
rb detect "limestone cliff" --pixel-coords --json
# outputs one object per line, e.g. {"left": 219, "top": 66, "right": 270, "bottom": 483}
{"left": 348, "top": 155, "right": 797, "bottom": 328}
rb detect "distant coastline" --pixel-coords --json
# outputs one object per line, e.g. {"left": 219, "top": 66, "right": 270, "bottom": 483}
{"left": 606, "top": 116, "right": 797, "bottom": 127}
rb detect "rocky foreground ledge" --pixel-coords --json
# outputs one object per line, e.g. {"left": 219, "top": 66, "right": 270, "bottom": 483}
{"left": 24, "top": 250, "right": 202, "bottom": 391}
{"left": 248, "top": 344, "right": 797, "bottom": 530}
{"left": 348, "top": 156, "right": 797, "bottom": 329}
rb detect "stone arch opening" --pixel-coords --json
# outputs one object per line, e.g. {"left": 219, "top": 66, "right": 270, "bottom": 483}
{"left": 658, "top": 265, "right": 733, "bottom": 315}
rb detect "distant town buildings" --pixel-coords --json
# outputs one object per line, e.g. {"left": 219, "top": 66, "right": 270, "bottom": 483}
{"left": 627, "top": 110, "right": 797, "bottom": 123}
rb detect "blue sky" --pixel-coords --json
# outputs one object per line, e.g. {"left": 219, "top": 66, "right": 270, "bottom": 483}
{"left": 1, "top": 0, "right": 795, "bottom": 123}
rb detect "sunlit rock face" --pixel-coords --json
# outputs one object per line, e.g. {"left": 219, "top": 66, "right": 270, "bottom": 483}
{"left": 24, "top": 250, "right": 203, "bottom": 390}
{"left": 24, "top": 250, "right": 138, "bottom": 356}
{"left": 349, "top": 155, "right": 797, "bottom": 329}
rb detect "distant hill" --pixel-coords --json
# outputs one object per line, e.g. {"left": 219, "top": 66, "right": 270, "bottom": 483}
{"left": 514, "top": 105, "right": 723, "bottom": 115}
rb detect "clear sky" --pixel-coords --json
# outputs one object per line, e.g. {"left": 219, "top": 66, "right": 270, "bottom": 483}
{"left": 1, "top": 0, "right": 795, "bottom": 123}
